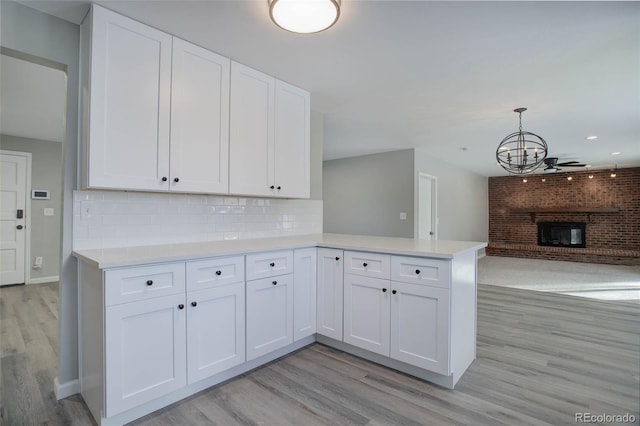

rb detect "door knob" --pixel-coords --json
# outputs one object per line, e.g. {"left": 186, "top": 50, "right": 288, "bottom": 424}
{"left": 16, "top": 225, "right": 23, "bottom": 230}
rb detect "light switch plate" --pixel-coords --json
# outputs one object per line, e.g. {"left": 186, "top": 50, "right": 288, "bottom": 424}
{"left": 44, "top": 208, "right": 54, "bottom": 216}
{"left": 399, "top": 212, "right": 407, "bottom": 220}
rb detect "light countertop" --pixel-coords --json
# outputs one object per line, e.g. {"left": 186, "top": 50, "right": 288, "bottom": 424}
{"left": 73, "top": 233, "right": 487, "bottom": 269}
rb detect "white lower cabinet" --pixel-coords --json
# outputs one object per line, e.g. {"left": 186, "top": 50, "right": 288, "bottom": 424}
{"left": 246, "top": 275, "right": 294, "bottom": 360}
{"left": 390, "top": 281, "right": 450, "bottom": 375}
{"left": 104, "top": 293, "right": 187, "bottom": 417}
{"left": 316, "top": 248, "right": 344, "bottom": 340}
{"left": 343, "top": 274, "right": 390, "bottom": 356}
{"left": 186, "top": 283, "right": 245, "bottom": 383}
{"left": 293, "top": 248, "right": 317, "bottom": 341}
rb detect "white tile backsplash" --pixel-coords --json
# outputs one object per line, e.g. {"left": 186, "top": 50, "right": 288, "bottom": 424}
{"left": 73, "top": 190, "right": 323, "bottom": 250}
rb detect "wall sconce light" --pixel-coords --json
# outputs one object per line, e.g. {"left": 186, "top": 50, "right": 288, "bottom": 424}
{"left": 541, "top": 177, "right": 546, "bottom": 182}
{"left": 522, "top": 178, "right": 528, "bottom": 183}
{"left": 567, "top": 175, "right": 573, "bottom": 181}
{"left": 611, "top": 166, "right": 617, "bottom": 178}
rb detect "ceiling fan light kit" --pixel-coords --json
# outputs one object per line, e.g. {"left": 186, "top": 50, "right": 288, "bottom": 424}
{"left": 269, "top": 0, "right": 340, "bottom": 34}
{"left": 496, "top": 108, "right": 548, "bottom": 175}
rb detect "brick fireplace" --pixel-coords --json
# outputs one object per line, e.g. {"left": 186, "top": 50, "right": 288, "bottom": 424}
{"left": 487, "top": 167, "right": 640, "bottom": 265}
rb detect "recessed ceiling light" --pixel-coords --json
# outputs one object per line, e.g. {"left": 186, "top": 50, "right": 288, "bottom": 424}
{"left": 611, "top": 152, "right": 621, "bottom": 156}
{"left": 585, "top": 136, "right": 598, "bottom": 140}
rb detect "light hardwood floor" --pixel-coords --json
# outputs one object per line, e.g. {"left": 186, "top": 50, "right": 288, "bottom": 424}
{"left": 1, "top": 282, "right": 638, "bottom": 425}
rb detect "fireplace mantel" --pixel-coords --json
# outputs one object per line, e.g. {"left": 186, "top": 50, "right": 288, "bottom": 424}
{"left": 510, "top": 207, "right": 620, "bottom": 222}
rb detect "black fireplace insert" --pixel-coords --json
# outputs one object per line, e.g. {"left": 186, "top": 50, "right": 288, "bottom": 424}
{"left": 538, "top": 222, "right": 586, "bottom": 248}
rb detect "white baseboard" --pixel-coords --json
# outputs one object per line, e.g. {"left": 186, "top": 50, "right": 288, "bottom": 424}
{"left": 29, "top": 275, "right": 60, "bottom": 285}
{"left": 54, "top": 377, "right": 80, "bottom": 400}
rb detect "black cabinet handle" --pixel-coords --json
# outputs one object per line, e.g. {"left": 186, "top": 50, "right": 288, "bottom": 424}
{"left": 335, "top": 256, "right": 340, "bottom": 261}
{"left": 174, "top": 177, "right": 180, "bottom": 183}
{"left": 382, "top": 288, "right": 387, "bottom": 293}
{"left": 215, "top": 270, "right": 222, "bottom": 276}
{"left": 415, "top": 269, "right": 421, "bottom": 275}
{"left": 270, "top": 185, "right": 275, "bottom": 189}
{"left": 178, "top": 304, "right": 184, "bottom": 310}
{"left": 392, "top": 290, "right": 397, "bottom": 295}
{"left": 363, "top": 262, "right": 368, "bottom": 267}
{"left": 16, "top": 225, "right": 23, "bottom": 230}
{"left": 191, "top": 301, "right": 197, "bottom": 307}
{"left": 272, "top": 281, "right": 277, "bottom": 285}
{"left": 146, "top": 280, "right": 153, "bottom": 286}
{"left": 270, "top": 262, "right": 275, "bottom": 267}
{"left": 277, "top": 186, "right": 281, "bottom": 190}
{"left": 161, "top": 177, "right": 168, "bottom": 182}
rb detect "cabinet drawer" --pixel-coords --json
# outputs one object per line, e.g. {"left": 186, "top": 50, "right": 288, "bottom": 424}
{"left": 246, "top": 250, "right": 293, "bottom": 280}
{"left": 344, "top": 251, "right": 390, "bottom": 280}
{"left": 391, "top": 256, "right": 450, "bottom": 288}
{"left": 105, "top": 263, "right": 186, "bottom": 306}
{"left": 186, "top": 256, "right": 244, "bottom": 291}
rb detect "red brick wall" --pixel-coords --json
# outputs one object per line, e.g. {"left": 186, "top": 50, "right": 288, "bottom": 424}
{"left": 487, "top": 167, "right": 640, "bottom": 264}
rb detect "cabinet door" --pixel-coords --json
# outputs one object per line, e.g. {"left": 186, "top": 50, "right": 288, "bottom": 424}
{"left": 390, "top": 281, "right": 450, "bottom": 375}
{"left": 186, "top": 284, "right": 245, "bottom": 383}
{"left": 246, "top": 275, "right": 293, "bottom": 361}
{"left": 229, "top": 61, "right": 274, "bottom": 197}
{"left": 316, "top": 249, "right": 344, "bottom": 340}
{"left": 293, "top": 248, "right": 317, "bottom": 341}
{"left": 343, "top": 274, "right": 390, "bottom": 356}
{"left": 273, "top": 80, "right": 310, "bottom": 198}
{"left": 88, "top": 5, "right": 172, "bottom": 191}
{"left": 170, "top": 38, "right": 230, "bottom": 194}
{"left": 105, "top": 293, "right": 186, "bottom": 417}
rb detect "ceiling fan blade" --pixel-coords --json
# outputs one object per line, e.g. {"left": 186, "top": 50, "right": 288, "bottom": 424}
{"left": 557, "top": 161, "right": 580, "bottom": 165}
{"left": 559, "top": 163, "right": 586, "bottom": 167}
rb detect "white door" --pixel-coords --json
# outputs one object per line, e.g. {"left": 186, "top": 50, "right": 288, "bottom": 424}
{"left": 104, "top": 293, "right": 187, "bottom": 417}
{"left": 186, "top": 283, "right": 245, "bottom": 383}
{"left": 343, "top": 274, "right": 390, "bottom": 356}
{"left": 229, "top": 61, "right": 274, "bottom": 197}
{"left": 273, "top": 80, "right": 310, "bottom": 198}
{"left": 0, "top": 151, "right": 29, "bottom": 285}
{"left": 170, "top": 38, "right": 230, "bottom": 194}
{"left": 293, "top": 248, "right": 316, "bottom": 341}
{"left": 390, "top": 281, "right": 450, "bottom": 375}
{"left": 316, "top": 248, "right": 344, "bottom": 340}
{"left": 417, "top": 173, "right": 437, "bottom": 240}
{"left": 88, "top": 5, "right": 172, "bottom": 191}
{"left": 246, "top": 274, "right": 293, "bottom": 361}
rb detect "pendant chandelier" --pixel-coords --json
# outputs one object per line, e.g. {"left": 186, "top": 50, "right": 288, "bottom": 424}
{"left": 496, "top": 108, "right": 548, "bottom": 174}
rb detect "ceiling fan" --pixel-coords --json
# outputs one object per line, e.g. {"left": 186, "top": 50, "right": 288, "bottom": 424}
{"left": 543, "top": 157, "right": 586, "bottom": 173}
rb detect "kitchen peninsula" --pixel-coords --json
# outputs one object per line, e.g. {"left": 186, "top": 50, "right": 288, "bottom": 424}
{"left": 75, "top": 234, "right": 486, "bottom": 426}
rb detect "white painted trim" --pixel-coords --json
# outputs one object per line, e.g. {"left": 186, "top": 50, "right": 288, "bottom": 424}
{"left": 476, "top": 248, "right": 486, "bottom": 259}
{"left": 54, "top": 376, "right": 80, "bottom": 400}
{"left": 29, "top": 275, "right": 60, "bottom": 284}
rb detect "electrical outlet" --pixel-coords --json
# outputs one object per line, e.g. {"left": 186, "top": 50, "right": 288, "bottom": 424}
{"left": 35, "top": 256, "right": 43, "bottom": 266}
{"left": 399, "top": 212, "right": 407, "bottom": 220}
{"left": 81, "top": 201, "right": 92, "bottom": 220}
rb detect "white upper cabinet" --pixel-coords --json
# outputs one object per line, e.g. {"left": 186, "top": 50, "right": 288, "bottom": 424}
{"left": 83, "top": 6, "right": 230, "bottom": 194}
{"left": 230, "top": 62, "right": 310, "bottom": 198}
{"left": 170, "top": 38, "right": 230, "bottom": 193}
{"left": 84, "top": 5, "right": 172, "bottom": 191}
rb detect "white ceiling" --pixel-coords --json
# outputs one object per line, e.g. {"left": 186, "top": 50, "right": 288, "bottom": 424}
{"left": 0, "top": 54, "right": 67, "bottom": 143}
{"left": 16, "top": 0, "right": 640, "bottom": 176}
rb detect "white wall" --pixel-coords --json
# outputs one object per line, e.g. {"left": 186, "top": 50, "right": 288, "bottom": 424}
{"left": 414, "top": 149, "right": 488, "bottom": 242}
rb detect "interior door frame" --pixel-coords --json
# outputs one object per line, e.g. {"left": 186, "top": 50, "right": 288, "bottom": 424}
{"left": 415, "top": 172, "right": 438, "bottom": 240}
{"left": 1, "top": 149, "right": 32, "bottom": 285}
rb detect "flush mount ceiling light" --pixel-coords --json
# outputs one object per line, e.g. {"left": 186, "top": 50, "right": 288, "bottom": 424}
{"left": 269, "top": 0, "right": 340, "bottom": 34}
{"left": 496, "top": 108, "right": 548, "bottom": 175}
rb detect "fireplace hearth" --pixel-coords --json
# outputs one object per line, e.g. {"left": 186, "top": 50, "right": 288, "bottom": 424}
{"left": 538, "top": 222, "right": 586, "bottom": 248}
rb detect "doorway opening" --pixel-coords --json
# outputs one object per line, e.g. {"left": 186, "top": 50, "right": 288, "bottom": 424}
{"left": 416, "top": 172, "right": 437, "bottom": 240}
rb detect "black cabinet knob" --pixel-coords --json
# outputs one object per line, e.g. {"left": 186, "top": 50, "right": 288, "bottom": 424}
{"left": 392, "top": 290, "right": 397, "bottom": 295}
{"left": 178, "top": 304, "right": 184, "bottom": 310}
{"left": 270, "top": 262, "right": 275, "bottom": 267}
{"left": 16, "top": 225, "right": 23, "bottom": 230}
{"left": 161, "top": 177, "right": 168, "bottom": 182}
{"left": 415, "top": 269, "right": 421, "bottom": 275}
{"left": 174, "top": 177, "right": 180, "bottom": 183}
{"left": 272, "top": 281, "right": 277, "bottom": 285}
{"left": 191, "top": 301, "right": 197, "bottom": 307}
{"left": 215, "top": 270, "right": 222, "bottom": 276}
{"left": 382, "top": 288, "right": 387, "bottom": 293}
{"left": 363, "top": 262, "right": 368, "bottom": 267}
{"left": 335, "top": 256, "right": 340, "bottom": 261}
{"left": 277, "top": 186, "right": 281, "bottom": 190}
{"left": 270, "top": 185, "right": 275, "bottom": 189}
{"left": 146, "top": 280, "right": 153, "bottom": 286}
